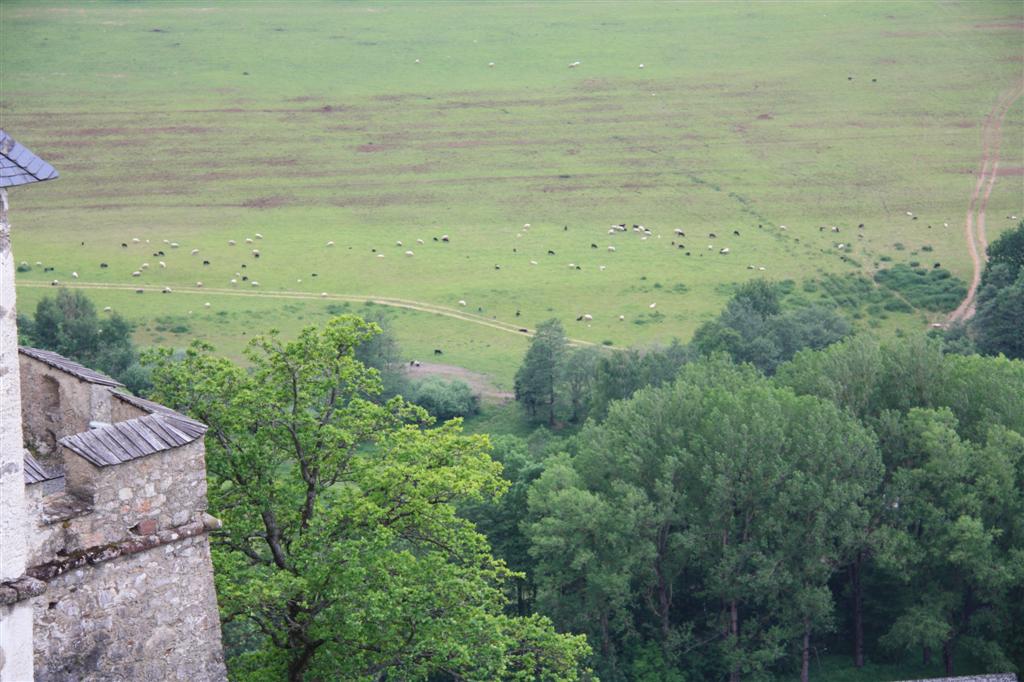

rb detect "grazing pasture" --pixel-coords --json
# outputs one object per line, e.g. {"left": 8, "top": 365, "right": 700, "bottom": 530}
{"left": 5, "top": 0, "right": 1022, "bottom": 382}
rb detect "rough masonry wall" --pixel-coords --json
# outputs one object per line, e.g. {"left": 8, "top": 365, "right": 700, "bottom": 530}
{"left": 32, "top": 532, "right": 226, "bottom": 681}
{"left": 19, "top": 356, "right": 111, "bottom": 457}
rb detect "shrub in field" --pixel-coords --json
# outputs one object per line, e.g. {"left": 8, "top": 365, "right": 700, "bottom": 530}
{"left": 874, "top": 264, "right": 967, "bottom": 312}
{"left": 408, "top": 376, "right": 480, "bottom": 421}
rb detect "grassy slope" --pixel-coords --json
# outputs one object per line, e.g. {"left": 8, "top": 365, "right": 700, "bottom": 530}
{"left": 5, "top": 1, "right": 1023, "bottom": 385}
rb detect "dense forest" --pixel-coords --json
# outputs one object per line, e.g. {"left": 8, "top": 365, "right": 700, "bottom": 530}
{"left": 20, "top": 224, "right": 1024, "bottom": 680}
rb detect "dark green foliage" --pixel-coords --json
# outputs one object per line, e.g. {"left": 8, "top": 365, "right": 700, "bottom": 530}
{"left": 973, "top": 222, "right": 1024, "bottom": 359}
{"left": 20, "top": 288, "right": 150, "bottom": 394}
{"left": 514, "top": 319, "right": 567, "bottom": 425}
{"left": 693, "top": 281, "right": 851, "bottom": 374}
{"left": 587, "top": 339, "right": 692, "bottom": 421}
{"left": 874, "top": 264, "right": 967, "bottom": 312}
{"left": 16, "top": 262, "right": 31, "bottom": 272}
{"left": 353, "top": 306, "right": 409, "bottom": 399}
{"left": 407, "top": 376, "right": 479, "bottom": 421}
{"left": 526, "top": 357, "right": 882, "bottom": 681}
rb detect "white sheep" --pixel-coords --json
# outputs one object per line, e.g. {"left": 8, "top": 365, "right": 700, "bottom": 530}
{"left": 396, "top": 240, "right": 403, "bottom": 246}
{"left": 582, "top": 314, "right": 593, "bottom": 321}
{"left": 251, "top": 281, "right": 259, "bottom": 287}
{"left": 103, "top": 306, "right": 112, "bottom": 312}
{"left": 530, "top": 260, "right": 538, "bottom": 265}
{"left": 405, "top": 250, "right": 414, "bottom": 256}
{"left": 252, "top": 249, "right": 260, "bottom": 256}
{"left": 255, "top": 233, "right": 263, "bottom": 239}
{"left": 720, "top": 248, "right": 730, "bottom": 254}
{"left": 488, "top": 62, "right": 495, "bottom": 67}
{"left": 245, "top": 238, "right": 253, "bottom": 244}
{"left": 204, "top": 302, "right": 211, "bottom": 308}
{"left": 71, "top": 272, "right": 79, "bottom": 278}
{"left": 321, "top": 292, "right": 328, "bottom": 298}
{"left": 191, "top": 249, "right": 200, "bottom": 255}
{"left": 608, "top": 246, "right": 616, "bottom": 251}
{"left": 159, "top": 261, "right": 167, "bottom": 268}
{"left": 639, "top": 63, "right": 645, "bottom": 69}
{"left": 599, "top": 265, "right": 606, "bottom": 271}
{"left": 619, "top": 315, "right": 625, "bottom": 321}
{"left": 132, "top": 237, "right": 140, "bottom": 243}
{"left": 649, "top": 302, "right": 657, "bottom": 309}
{"left": 162, "top": 287, "right": 172, "bottom": 293}
{"left": 458, "top": 300, "right": 467, "bottom": 306}
{"left": 131, "top": 271, "right": 141, "bottom": 277}
{"left": 196, "top": 281, "right": 203, "bottom": 287}
{"left": 377, "top": 254, "right": 385, "bottom": 258}
{"left": 141, "top": 263, "right": 149, "bottom": 269}
{"left": 228, "top": 239, "right": 236, "bottom": 245}
{"left": 523, "top": 223, "right": 531, "bottom": 228}
{"left": 170, "top": 242, "right": 179, "bottom": 248}
{"left": 230, "top": 278, "right": 237, "bottom": 284}
{"left": 417, "top": 238, "right": 424, "bottom": 244}
{"left": 51, "top": 280, "right": 60, "bottom": 286}
{"left": 326, "top": 240, "right": 335, "bottom": 247}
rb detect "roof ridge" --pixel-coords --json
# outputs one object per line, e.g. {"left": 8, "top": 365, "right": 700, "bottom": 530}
{"left": 19, "top": 346, "right": 123, "bottom": 387}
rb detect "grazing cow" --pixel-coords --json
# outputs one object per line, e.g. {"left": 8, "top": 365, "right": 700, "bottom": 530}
{"left": 720, "top": 248, "right": 730, "bottom": 254}
{"left": 515, "top": 310, "right": 521, "bottom": 317}
{"left": 548, "top": 250, "right": 556, "bottom": 255}
{"left": 576, "top": 315, "right": 583, "bottom": 321}
{"left": 242, "top": 276, "right": 248, "bottom": 281}
{"left": 677, "top": 244, "right": 686, "bottom": 250}
{"left": 203, "top": 260, "right": 210, "bottom": 265}
{"left": 674, "top": 228, "right": 685, "bottom": 236}
{"left": 708, "top": 232, "right": 717, "bottom": 238}
{"left": 934, "top": 263, "right": 941, "bottom": 269}
{"left": 591, "top": 243, "right": 598, "bottom": 249}
{"left": 519, "top": 328, "right": 528, "bottom": 333}
{"left": 312, "top": 273, "right": 318, "bottom": 277}
{"left": 831, "top": 226, "right": 840, "bottom": 233}
{"left": 733, "top": 230, "right": 740, "bottom": 236}
{"left": 494, "top": 264, "right": 501, "bottom": 270}
{"left": 433, "top": 236, "right": 439, "bottom": 242}
{"left": 434, "top": 349, "right": 443, "bottom": 355}
{"left": 100, "top": 262, "right": 108, "bottom": 268}
{"left": 121, "top": 243, "right": 128, "bottom": 248}
{"left": 441, "top": 235, "right": 450, "bottom": 242}
{"left": 136, "top": 288, "right": 144, "bottom": 294}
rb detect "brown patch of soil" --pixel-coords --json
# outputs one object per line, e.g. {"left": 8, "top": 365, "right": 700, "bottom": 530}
{"left": 974, "top": 22, "right": 1024, "bottom": 30}
{"left": 403, "top": 362, "right": 512, "bottom": 403}
{"left": 997, "top": 166, "right": 1024, "bottom": 176}
{"left": 241, "top": 196, "right": 289, "bottom": 209}
{"left": 756, "top": 113, "right": 774, "bottom": 120}
{"left": 357, "top": 143, "right": 397, "bottom": 153}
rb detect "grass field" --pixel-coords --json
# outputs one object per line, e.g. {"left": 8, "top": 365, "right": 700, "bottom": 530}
{"left": 4, "top": 1, "right": 1023, "bottom": 384}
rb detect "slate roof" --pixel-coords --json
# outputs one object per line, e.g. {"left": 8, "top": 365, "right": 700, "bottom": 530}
{"left": 0, "top": 129, "right": 59, "bottom": 188}
{"left": 112, "top": 391, "right": 206, "bottom": 430}
{"left": 23, "top": 451, "right": 62, "bottom": 485}
{"left": 19, "top": 347, "right": 123, "bottom": 387}
{"left": 59, "top": 413, "right": 207, "bottom": 467}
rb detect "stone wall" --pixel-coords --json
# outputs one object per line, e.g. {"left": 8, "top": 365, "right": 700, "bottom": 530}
{"left": 32, "top": 532, "right": 226, "bottom": 681}
{"left": 19, "top": 355, "right": 111, "bottom": 457}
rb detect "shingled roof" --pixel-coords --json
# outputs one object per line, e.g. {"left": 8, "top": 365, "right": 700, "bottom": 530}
{"left": 0, "top": 129, "right": 59, "bottom": 188}
{"left": 23, "top": 451, "right": 62, "bottom": 485}
{"left": 112, "top": 391, "right": 206, "bottom": 430}
{"left": 59, "top": 413, "right": 207, "bottom": 467}
{"left": 19, "top": 347, "right": 123, "bottom": 387}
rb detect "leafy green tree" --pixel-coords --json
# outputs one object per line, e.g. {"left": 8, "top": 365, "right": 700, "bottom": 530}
{"left": 352, "top": 306, "right": 409, "bottom": 399}
{"left": 587, "top": 340, "right": 691, "bottom": 421}
{"left": 527, "top": 358, "right": 881, "bottom": 681}
{"left": 973, "top": 221, "right": 1024, "bottom": 359}
{"left": 560, "top": 346, "right": 601, "bottom": 423}
{"left": 21, "top": 288, "right": 150, "bottom": 393}
{"left": 877, "top": 409, "right": 1024, "bottom": 676}
{"left": 692, "top": 282, "right": 850, "bottom": 374}
{"left": 408, "top": 375, "right": 479, "bottom": 421}
{"left": 777, "top": 334, "right": 1024, "bottom": 671}
{"left": 515, "top": 319, "right": 567, "bottom": 425}
{"left": 145, "top": 316, "right": 590, "bottom": 681}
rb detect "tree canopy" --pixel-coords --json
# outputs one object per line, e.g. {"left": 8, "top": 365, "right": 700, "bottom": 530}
{"left": 145, "top": 316, "right": 590, "bottom": 681}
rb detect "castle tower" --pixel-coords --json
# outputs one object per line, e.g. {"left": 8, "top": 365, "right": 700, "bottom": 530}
{"left": 0, "top": 130, "right": 58, "bottom": 682}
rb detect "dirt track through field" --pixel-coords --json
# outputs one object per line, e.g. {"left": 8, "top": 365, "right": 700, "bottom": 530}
{"left": 947, "top": 79, "right": 1024, "bottom": 325}
{"left": 18, "top": 280, "right": 599, "bottom": 348}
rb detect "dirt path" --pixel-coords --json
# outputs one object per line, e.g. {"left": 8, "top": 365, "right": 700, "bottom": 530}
{"left": 947, "top": 79, "right": 1024, "bottom": 325}
{"left": 18, "top": 280, "right": 600, "bottom": 347}
{"left": 403, "top": 361, "right": 514, "bottom": 403}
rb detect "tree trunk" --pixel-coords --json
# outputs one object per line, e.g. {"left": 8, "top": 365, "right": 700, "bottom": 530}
{"left": 729, "top": 599, "right": 740, "bottom": 682}
{"left": 923, "top": 645, "right": 931, "bottom": 666}
{"left": 801, "top": 619, "right": 811, "bottom": 682}
{"left": 851, "top": 552, "right": 864, "bottom": 668}
{"left": 287, "top": 643, "right": 317, "bottom": 682}
{"left": 942, "top": 639, "right": 954, "bottom": 676}
{"left": 516, "top": 578, "right": 526, "bottom": 616}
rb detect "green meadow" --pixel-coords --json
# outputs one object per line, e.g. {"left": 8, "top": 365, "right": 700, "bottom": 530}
{"left": 5, "top": 0, "right": 1023, "bottom": 384}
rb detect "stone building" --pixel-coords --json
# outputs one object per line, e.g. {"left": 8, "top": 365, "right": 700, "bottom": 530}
{"left": 1, "top": 130, "right": 225, "bottom": 680}
{"left": 4, "top": 348, "right": 227, "bottom": 680}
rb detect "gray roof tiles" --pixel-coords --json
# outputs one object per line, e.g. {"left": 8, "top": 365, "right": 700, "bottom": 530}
{"left": 0, "top": 130, "right": 59, "bottom": 188}
{"left": 59, "top": 413, "right": 207, "bottom": 467}
{"left": 23, "top": 451, "right": 62, "bottom": 485}
{"left": 112, "top": 391, "right": 206, "bottom": 430}
{"left": 19, "top": 347, "right": 123, "bottom": 387}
